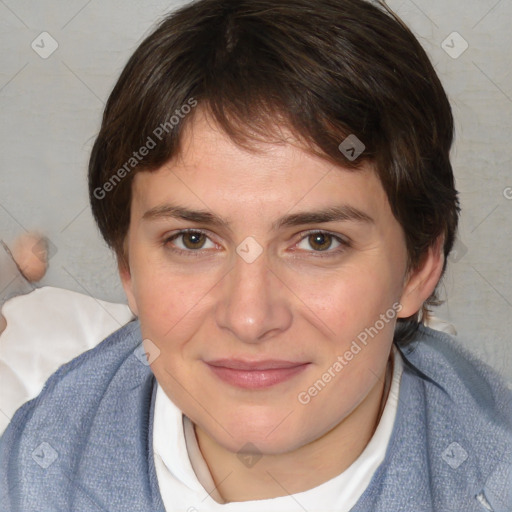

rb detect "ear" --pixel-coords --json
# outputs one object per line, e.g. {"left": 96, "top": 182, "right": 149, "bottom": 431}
{"left": 118, "top": 258, "right": 139, "bottom": 317}
{"left": 397, "top": 236, "right": 444, "bottom": 318}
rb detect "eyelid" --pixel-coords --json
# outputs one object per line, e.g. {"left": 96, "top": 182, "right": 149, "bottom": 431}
{"left": 296, "top": 228, "right": 351, "bottom": 244}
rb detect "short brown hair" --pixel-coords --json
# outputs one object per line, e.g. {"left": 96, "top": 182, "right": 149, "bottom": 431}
{"left": 88, "top": 0, "right": 459, "bottom": 344}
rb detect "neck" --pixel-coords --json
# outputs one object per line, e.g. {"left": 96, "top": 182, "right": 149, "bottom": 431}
{"left": 194, "top": 355, "right": 393, "bottom": 503}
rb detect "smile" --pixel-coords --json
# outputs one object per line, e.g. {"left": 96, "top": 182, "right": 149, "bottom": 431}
{"left": 205, "top": 359, "right": 310, "bottom": 389}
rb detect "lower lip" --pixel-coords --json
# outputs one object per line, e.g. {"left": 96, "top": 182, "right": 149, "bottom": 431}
{"left": 207, "top": 364, "right": 309, "bottom": 389}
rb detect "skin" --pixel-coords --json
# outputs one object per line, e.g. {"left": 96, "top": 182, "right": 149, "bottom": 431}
{"left": 11, "top": 233, "right": 48, "bottom": 283}
{"left": 120, "top": 109, "right": 443, "bottom": 502}
{"left": 0, "top": 233, "right": 48, "bottom": 336}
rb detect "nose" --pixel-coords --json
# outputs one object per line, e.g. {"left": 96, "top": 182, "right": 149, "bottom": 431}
{"left": 214, "top": 249, "right": 293, "bottom": 344}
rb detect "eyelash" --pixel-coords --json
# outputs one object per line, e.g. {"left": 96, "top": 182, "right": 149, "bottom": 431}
{"left": 163, "top": 229, "right": 350, "bottom": 259}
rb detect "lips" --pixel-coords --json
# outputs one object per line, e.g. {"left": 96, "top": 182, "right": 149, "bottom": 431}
{"left": 205, "top": 359, "right": 310, "bottom": 389}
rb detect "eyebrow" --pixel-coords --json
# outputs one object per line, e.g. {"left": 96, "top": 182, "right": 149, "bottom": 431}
{"left": 142, "top": 203, "right": 374, "bottom": 231}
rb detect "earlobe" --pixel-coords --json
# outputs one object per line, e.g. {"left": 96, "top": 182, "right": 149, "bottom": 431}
{"left": 398, "top": 236, "right": 445, "bottom": 318}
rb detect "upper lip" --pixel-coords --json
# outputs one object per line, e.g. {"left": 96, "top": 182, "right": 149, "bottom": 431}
{"left": 206, "top": 359, "right": 309, "bottom": 370}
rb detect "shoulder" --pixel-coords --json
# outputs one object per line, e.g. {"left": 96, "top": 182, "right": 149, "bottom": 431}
{"left": 2, "top": 319, "right": 148, "bottom": 435}
{"left": 0, "top": 320, "right": 161, "bottom": 511}
{"left": 355, "top": 327, "right": 512, "bottom": 511}
{"left": 11, "top": 319, "right": 144, "bottom": 411}
{"left": 397, "top": 326, "right": 512, "bottom": 510}
{"left": 400, "top": 325, "right": 512, "bottom": 427}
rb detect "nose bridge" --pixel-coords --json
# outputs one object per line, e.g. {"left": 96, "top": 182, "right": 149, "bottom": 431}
{"left": 215, "top": 248, "right": 291, "bottom": 343}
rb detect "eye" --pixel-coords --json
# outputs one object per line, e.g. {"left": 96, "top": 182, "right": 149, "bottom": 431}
{"left": 163, "top": 229, "right": 349, "bottom": 258}
{"left": 164, "top": 229, "right": 217, "bottom": 254}
{"left": 294, "top": 230, "right": 348, "bottom": 256}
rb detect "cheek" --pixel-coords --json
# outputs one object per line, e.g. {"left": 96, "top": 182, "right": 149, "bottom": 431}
{"left": 132, "top": 261, "right": 211, "bottom": 344}
{"left": 293, "top": 262, "right": 402, "bottom": 341}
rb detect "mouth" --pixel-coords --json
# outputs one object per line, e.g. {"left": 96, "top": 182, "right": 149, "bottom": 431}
{"left": 205, "top": 359, "right": 310, "bottom": 389}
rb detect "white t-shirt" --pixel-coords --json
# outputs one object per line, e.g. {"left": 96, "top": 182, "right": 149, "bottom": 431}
{"left": 153, "top": 347, "right": 403, "bottom": 512}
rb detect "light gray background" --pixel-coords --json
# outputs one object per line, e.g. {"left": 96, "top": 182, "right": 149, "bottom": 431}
{"left": 0, "top": 0, "right": 511, "bottom": 381}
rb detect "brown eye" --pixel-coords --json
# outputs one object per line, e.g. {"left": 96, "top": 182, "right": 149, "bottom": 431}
{"left": 181, "top": 232, "right": 207, "bottom": 250}
{"left": 308, "top": 232, "right": 334, "bottom": 251}
{"left": 165, "top": 230, "right": 215, "bottom": 254}
{"left": 294, "top": 231, "right": 347, "bottom": 257}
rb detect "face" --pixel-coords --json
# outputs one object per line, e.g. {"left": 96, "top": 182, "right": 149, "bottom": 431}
{"left": 121, "top": 110, "right": 425, "bottom": 456}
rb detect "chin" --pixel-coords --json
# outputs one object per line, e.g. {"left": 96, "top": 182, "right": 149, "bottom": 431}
{"left": 197, "top": 405, "right": 313, "bottom": 455}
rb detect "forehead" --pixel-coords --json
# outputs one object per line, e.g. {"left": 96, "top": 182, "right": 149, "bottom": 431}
{"left": 131, "top": 109, "right": 391, "bottom": 225}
